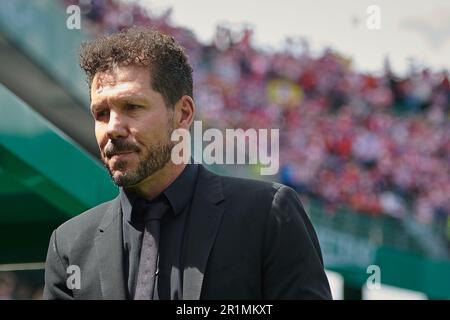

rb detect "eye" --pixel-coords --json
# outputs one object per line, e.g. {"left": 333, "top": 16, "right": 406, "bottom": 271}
{"left": 125, "top": 104, "right": 142, "bottom": 111}
{"left": 94, "top": 109, "right": 109, "bottom": 120}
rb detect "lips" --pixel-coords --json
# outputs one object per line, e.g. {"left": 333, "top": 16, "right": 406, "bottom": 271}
{"left": 108, "top": 151, "right": 135, "bottom": 160}
{"left": 113, "top": 151, "right": 133, "bottom": 156}
{"left": 112, "top": 151, "right": 133, "bottom": 156}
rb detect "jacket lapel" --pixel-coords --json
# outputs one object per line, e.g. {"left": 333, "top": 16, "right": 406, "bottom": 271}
{"left": 182, "top": 165, "right": 225, "bottom": 300}
{"left": 94, "top": 196, "right": 127, "bottom": 299}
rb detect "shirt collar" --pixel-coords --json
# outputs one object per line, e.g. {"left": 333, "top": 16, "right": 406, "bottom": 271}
{"left": 120, "top": 163, "right": 199, "bottom": 223}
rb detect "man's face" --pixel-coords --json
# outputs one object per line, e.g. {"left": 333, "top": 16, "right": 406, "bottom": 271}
{"left": 90, "top": 64, "right": 175, "bottom": 187}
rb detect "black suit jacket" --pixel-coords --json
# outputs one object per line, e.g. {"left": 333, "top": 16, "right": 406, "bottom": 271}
{"left": 43, "top": 165, "right": 332, "bottom": 299}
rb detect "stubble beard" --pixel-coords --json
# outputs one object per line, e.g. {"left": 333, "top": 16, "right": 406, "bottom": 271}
{"left": 102, "top": 128, "right": 175, "bottom": 187}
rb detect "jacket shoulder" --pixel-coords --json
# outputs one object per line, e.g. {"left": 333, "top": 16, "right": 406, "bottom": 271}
{"left": 206, "top": 167, "right": 306, "bottom": 217}
{"left": 219, "top": 173, "right": 286, "bottom": 198}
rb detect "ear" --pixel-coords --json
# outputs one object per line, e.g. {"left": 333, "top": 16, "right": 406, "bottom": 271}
{"left": 172, "top": 95, "right": 195, "bottom": 130}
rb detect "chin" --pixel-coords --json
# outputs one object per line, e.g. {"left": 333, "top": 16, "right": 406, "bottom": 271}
{"left": 111, "top": 173, "right": 133, "bottom": 187}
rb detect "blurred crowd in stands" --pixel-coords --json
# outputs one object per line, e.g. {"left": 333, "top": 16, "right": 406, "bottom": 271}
{"left": 64, "top": 0, "right": 450, "bottom": 230}
{"left": 0, "top": 271, "right": 43, "bottom": 300}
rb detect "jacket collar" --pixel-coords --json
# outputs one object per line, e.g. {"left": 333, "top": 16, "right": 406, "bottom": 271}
{"left": 95, "top": 196, "right": 127, "bottom": 299}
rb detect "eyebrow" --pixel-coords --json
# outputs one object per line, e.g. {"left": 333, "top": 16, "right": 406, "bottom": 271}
{"left": 90, "top": 94, "right": 149, "bottom": 112}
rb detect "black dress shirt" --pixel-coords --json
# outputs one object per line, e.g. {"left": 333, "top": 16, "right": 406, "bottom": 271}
{"left": 120, "top": 164, "right": 199, "bottom": 300}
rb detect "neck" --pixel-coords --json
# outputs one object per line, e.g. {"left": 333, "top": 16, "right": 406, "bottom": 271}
{"left": 125, "top": 162, "right": 186, "bottom": 200}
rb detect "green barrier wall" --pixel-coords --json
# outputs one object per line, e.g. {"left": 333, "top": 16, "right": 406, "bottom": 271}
{"left": 0, "top": 84, "right": 118, "bottom": 263}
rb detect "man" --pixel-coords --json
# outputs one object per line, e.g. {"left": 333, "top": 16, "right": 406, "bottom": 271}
{"left": 43, "top": 27, "right": 332, "bottom": 300}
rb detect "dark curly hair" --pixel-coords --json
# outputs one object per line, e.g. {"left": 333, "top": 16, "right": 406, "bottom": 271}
{"left": 79, "top": 26, "right": 193, "bottom": 108}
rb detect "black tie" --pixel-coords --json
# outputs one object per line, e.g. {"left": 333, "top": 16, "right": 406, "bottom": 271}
{"left": 134, "top": 196, "right": 170, "bottom": 300}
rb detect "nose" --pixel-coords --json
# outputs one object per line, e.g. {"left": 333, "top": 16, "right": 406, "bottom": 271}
{"left": 106, "top": 110, "right": 128, "bottom": 140}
